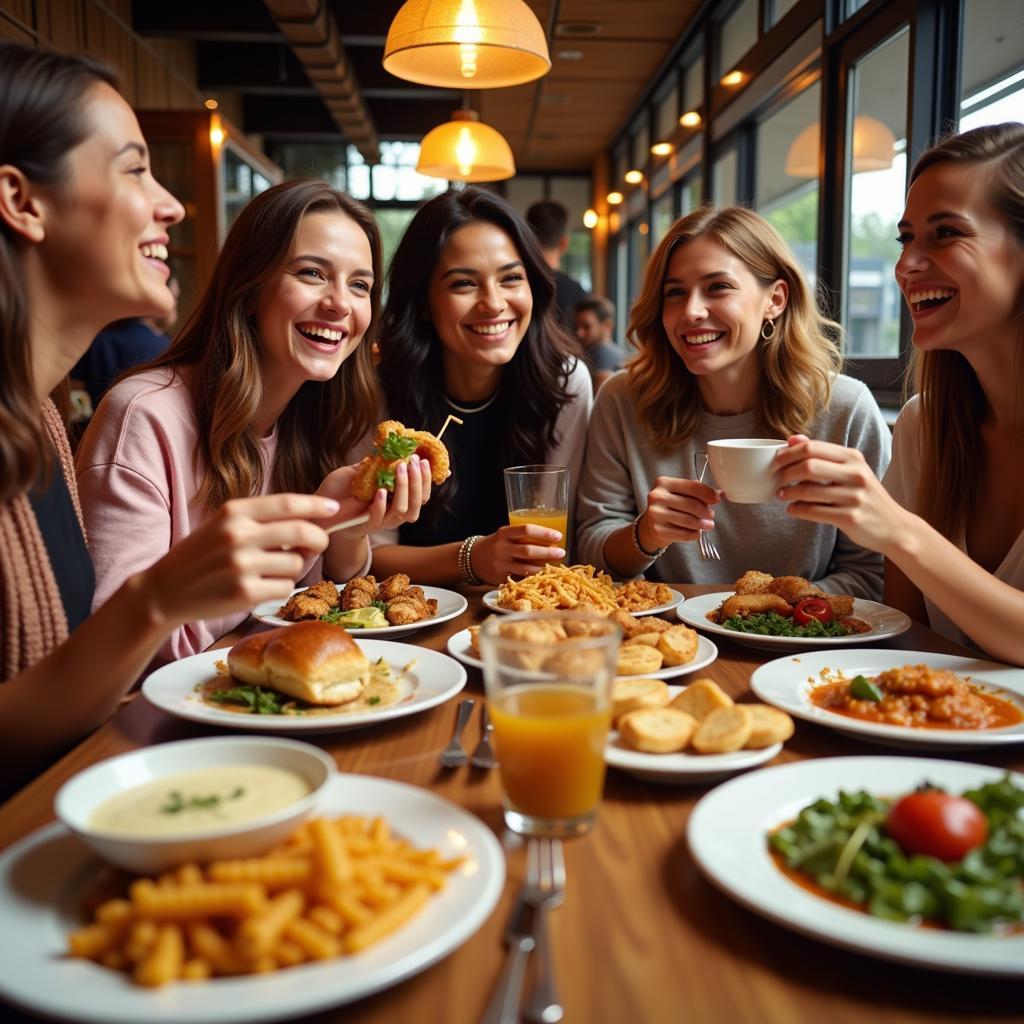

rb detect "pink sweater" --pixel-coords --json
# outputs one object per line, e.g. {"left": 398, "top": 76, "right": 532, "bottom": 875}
{"left": 76, "top": 368, "right": 326, "bottom": 663}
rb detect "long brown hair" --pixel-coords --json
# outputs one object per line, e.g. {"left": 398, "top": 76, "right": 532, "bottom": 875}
{"left": 141, "top": 179, "right": 383, "bottom": 508}
{"left": 627, "top": 205, "right": 842, "bottom": 451}
{"left": 905, "top": 123, "right": 1024, "bottom": 539}
{"left": 0, "top": 44, "right": 117, "bottom": 502}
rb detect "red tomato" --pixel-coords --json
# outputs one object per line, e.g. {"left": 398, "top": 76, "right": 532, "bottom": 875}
{"left": 792, "top": 597, "right": 834, "bottom": 625}
{"left": 886, "top": 790, "right": 988, "bottom": 861}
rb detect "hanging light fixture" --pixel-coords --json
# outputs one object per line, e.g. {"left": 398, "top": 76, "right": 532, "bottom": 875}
{"left": 384, "top": 0, "right": 550, "bottom": 89}
{"left": 417, "top": 107, "right": 515, "bottom": 182}
{"left": 786, "top": 115, "right": 896, "bottom": 178}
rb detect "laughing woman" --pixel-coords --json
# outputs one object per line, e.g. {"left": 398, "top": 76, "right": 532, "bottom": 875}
{"left": 77, "top": 179, "right": 433, "bottom": 660}
{"left": 775, "top": 124, "right": 1024, "bottom": 664}
{"left": 576, "top": 205, "right": 890, "bottom": 596}
{"left": 0, "top": 44, "right": 343, "bottom": 769}
{"left": 369, "top": 187, "right": 592, "bottom": 585}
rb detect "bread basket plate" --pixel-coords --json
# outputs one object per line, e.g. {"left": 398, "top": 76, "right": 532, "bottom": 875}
{"left": 142, "top": 640, "right": 466, "bottom": 732}
{"left": 676, "top": 592, "right": 912, "bottom": 651}
{"left": 445, "top": 627, "right": 717, "bottom": 682}
{"left": 252, "top": 585, "right": 467, "bottom": 638}
{"left": 481, "top": 587, "right": 684, "bottom": 618}
{"left": 0, "top": 773, "right": 505, "bottom": 1024}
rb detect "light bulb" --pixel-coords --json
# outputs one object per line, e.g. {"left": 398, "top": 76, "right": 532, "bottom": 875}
{"left": 455, "top": 125, "right": 478, "bottom": 177}
{"left": 583, "top": 208, "right": 598, "bottom": 229}
{"left": 607, "top": 191, "right": 624, "bottom": 206}
{"left": 624, "top": 169, "right": 644, "bottom": 184}
{"left": 679, "top": 110, "right": 702, "bottom": 128}
{"left": 454, "top": 0, "right": 484, "bottom": 79}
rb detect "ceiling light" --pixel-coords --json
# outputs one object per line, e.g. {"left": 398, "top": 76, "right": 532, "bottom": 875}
{"left": 720, "top": 70, "right": 744, "bottom": 87}
{"left": 624, "top": 169, "right": 644, "bottom": 184}
{"left": 607, "top": 191, "right": 624, "bottom": 205}
{"left": 650, "top": 142, "right": 673, "bottom": 156}
{"left": 416, "top": 108, "right": 515, "bottom": 182}
{"left": 638, "top": 222, "right": 649, "bottom": 235}
{"left": 383, "top": 0, "right": 550, "bottom": 89}
{"left": 785, "top": 115, "right": 896, "bottom": 178}
{"left": 203, "top": 98, "right": 218, "bottom": 110}
{"left": 208, "top": 114, "right": 224, "bottom": 148}
{"left": 583, "top": 208, "right": 599, "bottom": 229}
{"left": 679, "top": 110, "right": 702, "bottom": 128}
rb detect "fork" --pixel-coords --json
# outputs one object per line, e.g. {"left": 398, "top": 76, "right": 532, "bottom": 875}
{"left": 439, "top": 698, "right": 475, "bottom": 768}
{"left": 523, "top": 838, "right": 566, "bottom": 1024}
{"left": 470, "top": 704, "right": 497, "bottom": 769}
{"left": 693, "top": 452, "right": 721, "bottom": 562}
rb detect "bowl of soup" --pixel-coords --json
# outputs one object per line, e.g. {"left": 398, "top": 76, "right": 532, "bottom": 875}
{"left": 54, "top": 736, "right": 335, "bottom": 872}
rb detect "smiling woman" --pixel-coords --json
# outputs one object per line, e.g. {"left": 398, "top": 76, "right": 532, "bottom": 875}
{"left": 76, "top": 180, "right": 434, "bottom": 663}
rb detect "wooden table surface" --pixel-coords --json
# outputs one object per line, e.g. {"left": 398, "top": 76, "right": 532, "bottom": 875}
{"left": 2, "top": 585, "right": 1022, "bottom": 1024}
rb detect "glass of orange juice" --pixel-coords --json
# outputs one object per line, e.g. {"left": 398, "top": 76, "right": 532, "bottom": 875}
{"left": 479, "top": 611, "right": 621, "bottom": 837}
{"left": 504, "top": 465, "right": 569, "bottom": 559}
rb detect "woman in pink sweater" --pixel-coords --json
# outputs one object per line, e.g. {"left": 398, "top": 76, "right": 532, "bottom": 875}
{"left": 78, "top": 180, "right": 433, "bottom": 660}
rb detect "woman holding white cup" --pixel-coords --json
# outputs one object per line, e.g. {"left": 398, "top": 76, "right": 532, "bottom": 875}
{"left": 576, "top": 205, "right": 890, "bottom": 596}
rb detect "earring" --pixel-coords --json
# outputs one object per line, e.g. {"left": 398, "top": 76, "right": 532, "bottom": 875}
{"left": 761, "top": 318, "right": 776, "bottom": 339}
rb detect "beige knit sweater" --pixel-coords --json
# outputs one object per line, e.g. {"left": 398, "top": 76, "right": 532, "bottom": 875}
{"left": 0, "top": 400, "right": 85, "bottom": 681}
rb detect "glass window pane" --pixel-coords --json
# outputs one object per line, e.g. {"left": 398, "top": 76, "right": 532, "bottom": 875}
{"left": 504, "top": 175, "right": 546, "bottom": 215}
{"left": 845, "top": 29, "right": 909, "bottom": 358}
{"left": 629, "top": 219, "right": 650, "bottom": 312}
{"left": 681, "top": 175, "right": 701, "bottom": 215}
{"left": 631, "top": 121, "right": 650, "bottom": 171}
{"left": 959, "top": 0, "right": 1024, "bottom": 130}
{"left": 757, "top": 83, "right": 820, "bottom": 277}
{"left": 651, "top": 192, "right": 674, "bottom": 246}
{"left": 713, "top": 149, "right": 738, "bottom": 206}
{"left": 720, "top": 0, "right": 758, "bottom": 76}
{"left": 551, "top": 177, "right": 594, "bottom": 292}
{"left": 683, "top": 54, "right": 704, "bottom": 111}
{"left": 769, "top": 0, "right": 799, "bottom": 26}
{"left": 614, "top": 233, "right": 629, "bottom": 339}
{"left": 655, "top": 83, "right": 679, "bottom": 144}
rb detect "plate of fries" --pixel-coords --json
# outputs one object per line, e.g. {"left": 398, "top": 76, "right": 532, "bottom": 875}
{"left": 0, "top": 774, "right": 505, "bottom": 1024}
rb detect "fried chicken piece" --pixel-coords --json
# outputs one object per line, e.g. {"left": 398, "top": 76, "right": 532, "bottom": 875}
{"left": 385, "top": 599, "right": 427, "bottom": 626}
{"left": 825, "top": 594, "right": 855, "bottom": 618}
{"left": 404, "top": 586, "right": 425, "bottom": 602}
{"left": 278, "top": 592, "right": 333, "bottom": 621}
{"left": 426, "top": 598, "right": 438, "bottom": 615}
{"left": 304, "top": 580, "right": 340, "bottom": 607}
{"left": 351, "top": 421, "right": 451, "bottom": 502}
{"left": 734, "top": 570, "right": 774, "bottom": 595}
{"left": 767, "top": 576, "right": 823, "bottom": 605}
{"left": 609, "top": 609, "right": 643, "bottom": 635}
{"left": 377, "top": 573, "right": 411, "bottom": 600}
{"left": 341, "top": 575, "right": 377, "bottom": 610}
{"left": 719, "top": 593, "right": 794, "bottom": 619}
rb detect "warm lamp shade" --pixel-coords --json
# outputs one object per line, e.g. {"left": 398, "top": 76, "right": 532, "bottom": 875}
{"left": 384, "top": 0, "right": 550, "bottom": 88}
{"left": 417, "top": 110, "right": 515, "bottom": 182}
{"left": 786, "top": 115, "right": 896, "bottom": 178}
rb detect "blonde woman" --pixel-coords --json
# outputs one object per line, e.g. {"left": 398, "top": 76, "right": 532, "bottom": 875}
{"left": 576, "top": 205, "right": 890, "bottom": 596}
{"left": 776, "top": 123, "right": 1024, "bottom": 663}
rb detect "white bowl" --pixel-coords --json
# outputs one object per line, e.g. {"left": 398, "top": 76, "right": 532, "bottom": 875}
{"left": 54, "top": 737, "right": 335, "bottom": 872}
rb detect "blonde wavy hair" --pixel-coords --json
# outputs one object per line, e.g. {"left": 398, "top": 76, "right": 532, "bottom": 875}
{"left": 627, "top": 205, "right": 842, "bottom": 451}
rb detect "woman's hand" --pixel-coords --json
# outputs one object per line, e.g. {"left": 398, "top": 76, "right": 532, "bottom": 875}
{"left": 317, "top": 455, "right": 434, "bottom": 539}
{"left": 139, "top": 493, "right": 338, "bottom": 625}
{"left": 470, "top": 524, "right": 566, "bottom": 583}
{"left": 774, "top": 435, "right": 909, "bottom": 553}
{"left": 637, "top": 475, "right": 721, "bottom": 551}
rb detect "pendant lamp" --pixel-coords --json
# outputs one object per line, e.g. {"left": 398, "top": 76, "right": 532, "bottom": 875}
{"left": 384, "top": 0, "right": 550, "bottom": 89}
{"left": 416, "top": 108, "right": 515, "bottom": 182}
{"left": 785, "top": 115, "right": 896, "bottom": 178}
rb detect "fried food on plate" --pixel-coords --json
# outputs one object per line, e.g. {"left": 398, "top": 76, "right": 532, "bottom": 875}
{"left": 618, "top": 706, "right": 697, "bottom": 753}
{"left": 341, "top": 575, "right": 377, "bottom": 610}
{"left": 734, "top": 570, "right": 774, "bottom": 595}
{"left": 691, "top": 705, "right": 753, "bottom": 754}
{"left": 719, "top": 593, "right": 794, "bottom": 620}
{"left": 657, "top": 625, "right": 699, "bottom": 666}
{"left": 351, "top": 420, "right": 450, "bottom": 502}
{"left": 617, "top": 644, "right": 664, "bottom": 677}
{"left": 615, "top": 580, "right": 674, "bottom": 611}
{"left": 767, "top": 575, "right": 823, "bottom": 605}
{"left": 745, "top": 705, "right": 796, "bottom": 747}
{"left": 612, "top": 678, "right": 671, "bottom": 723}
{"left": 669, "top": 678, "right": 733, "bottom": 721}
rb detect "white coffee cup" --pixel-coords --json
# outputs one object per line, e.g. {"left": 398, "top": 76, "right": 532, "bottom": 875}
{"left": 706, "top": 439, "right": 787, "bottom": 503}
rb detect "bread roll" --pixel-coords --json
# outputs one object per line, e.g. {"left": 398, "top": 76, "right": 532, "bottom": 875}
{"left": 618, "top": 707, "right": 696, "bottom": 754}
{"left": 669, "top": 678, "right": 733, "bottom": 721}
{"left": 744, "top": 704, "right": 795, "bottom": 748}
{"left": 228, "top": 622, "right": 369, "bottom": 706}
{"left": 612, "top": 678, "right": 671, "bottom": 724}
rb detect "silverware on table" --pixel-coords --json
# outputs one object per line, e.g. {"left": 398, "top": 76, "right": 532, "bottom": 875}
{"left": 439, "top": 698, "right": 475, "bottom": 768}
{"left": 481, "top": 886, "right": 536, "bottom": 1024}
{"left": 523, "top": 838, "right": 566, "bottom": 1024}
{"left": 469, "top": 703, "right": 497, "bottom": 769}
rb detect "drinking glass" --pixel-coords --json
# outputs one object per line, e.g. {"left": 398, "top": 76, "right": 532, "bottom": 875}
{"left": 504, "top": 465, "right": 569, "bottom": 549}
{"left": 478, "top": 612, "right": 621, "bottom": 837}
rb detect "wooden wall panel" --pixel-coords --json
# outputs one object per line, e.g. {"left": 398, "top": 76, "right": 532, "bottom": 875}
{"left": 0, "top": 0, "right": 35, "bottom": 42}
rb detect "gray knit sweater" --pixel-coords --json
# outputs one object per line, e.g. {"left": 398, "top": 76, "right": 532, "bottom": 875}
{"left": 575, "top": 372, "right": 891, "bottom": 599}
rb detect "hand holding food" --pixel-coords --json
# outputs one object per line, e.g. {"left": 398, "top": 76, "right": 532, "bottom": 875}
{"left": 351, "top": 420, "right": 450, "bottom": 503}
{"left": 637, "top": 474, "right": 721, "bottom": 551}
{"left": 317, "top": 458, "right": 433, "bottom": 537}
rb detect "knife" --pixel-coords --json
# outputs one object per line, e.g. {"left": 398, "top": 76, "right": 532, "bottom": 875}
{"left": 481, "top": 892, "right": 536, "bottom": 1024}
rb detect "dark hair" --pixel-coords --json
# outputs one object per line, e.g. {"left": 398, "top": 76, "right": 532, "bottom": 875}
{"left": 0, "top": 43, "right": 118, "bottom": 502}
{"left": 526, "top": 199, "right": 570, "bottom": 248}
{"left": 139, "top": 179, "right": 383, "bottom": 508}
{"left": 378, "top": 186, "right": 576, "bottom": 525}
{"left": 574, "top": 293, "right": 615, "bottom": 322}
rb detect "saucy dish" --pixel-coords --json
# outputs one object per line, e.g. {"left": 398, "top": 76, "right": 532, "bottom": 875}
{"left": 809, "top": 664, "right": 1024, "bottom": 730}
{"left": 768, "top": 777, "right": 1024, "bottom": 933}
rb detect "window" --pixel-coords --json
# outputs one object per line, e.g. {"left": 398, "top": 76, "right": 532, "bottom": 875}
{"left": 655, "top": 80, "right": 679, "bottom": 146}
{"left": 768, "top": 0, "right": 800, "bottom": 27}
{"left": 683, "top": 54, "right": 704, "bottom": 113}
{"left": 959, "top": 0, "right": 1024, "bottom": 130}
{"left": 844, "top": 29, "right": 909, "bottom": 359}
{"left": 713, "top": 148, "right": 738, "bottom": 206}
{"left": 630, "top": 119, "right": 650, "bottom": 173}
{"left": 719, "top": 0, "right": 758, "bottom": 76}
{"left": 370, "top": 142, "right": 446, "bottom": 202}
{"left": 680, "top": 175, "right": 702, "bottom": 215}
{"left": 651, "top": 192, "right": 674, "bottom": 246}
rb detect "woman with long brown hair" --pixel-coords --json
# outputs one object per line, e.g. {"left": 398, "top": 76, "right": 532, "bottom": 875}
{"left": 576, "top": 205, "right": 890, "bottom": 595}
{"left": 0, "top": 43, "right": 340, "bottom": 770}
{"left": 78, "top": 179, "right": 433, "bottom": 660}
{"left": 776, "top": 123, "right": 1024, "bottom": 663}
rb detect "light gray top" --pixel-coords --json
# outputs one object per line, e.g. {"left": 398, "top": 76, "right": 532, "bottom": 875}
{"left": 575, "top": 372, "right": 892, "bottom": 598}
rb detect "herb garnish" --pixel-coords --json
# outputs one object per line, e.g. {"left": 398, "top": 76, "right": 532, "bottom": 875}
{"left": 376, "top": 432, "right": 417, "bottom": 461}
{"left": 160, "top": 786, "right": 246, "bottom": 815}
{"left": 207, "top": 684, "right": 287, "bottom": 715}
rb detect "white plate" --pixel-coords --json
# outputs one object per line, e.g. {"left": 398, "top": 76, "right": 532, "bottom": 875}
{"left": 0, "top": 773, "right": 505, "bottom": 1024}
{"left": 676, "top": 591, "right": 912, "bottom": 651}
{"left": 445, "top": 628, "right": 718, "bottom": 681}
{"left": 687, "top": 756, "right": 1024, "bottom": 976}
{"left": 482, "top": 587, "right": 684, "bottom": 618}
{"left": 605, "top": 685, "right": 782, "bottom": 784}
{"left": 751, "top": 648, "right": 1024, "bottom": 750}
{"left": 143, "top": 640, "right": 466, "bottom": 733}
{"left": 252, "top": 585, "right": 467, "bottom": 638}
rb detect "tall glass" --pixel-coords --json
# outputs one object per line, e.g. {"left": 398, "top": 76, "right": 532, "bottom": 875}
{"left": 504, "top": 465, "right": 569, "bottom": 549}
{"left": 479, "top": 612, "right": 621, "bottom": 837}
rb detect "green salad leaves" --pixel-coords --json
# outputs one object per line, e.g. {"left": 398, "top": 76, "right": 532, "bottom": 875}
{"left": 721, "top": 612, "right": 854, "bottom": 638}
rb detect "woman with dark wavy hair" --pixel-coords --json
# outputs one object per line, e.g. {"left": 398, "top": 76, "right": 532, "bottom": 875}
{"left": 78, "top": 179, "right": 433, "bottom": 659}
{"left": 576, "top": 205, "right": 889, "bottom": 596}
{"left": 372, "top": 186, "right": 592, "bottom": 585}
{"left": 0, "top": 43, "right": 340, "bottom": 770}
{"left": 777, "top": 122, "right": 1024, "bottom": 664}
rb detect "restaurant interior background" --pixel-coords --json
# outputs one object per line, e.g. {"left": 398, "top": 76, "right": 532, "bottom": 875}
{"left": 2, "top": 0, "right": 1020, "bottom": 413}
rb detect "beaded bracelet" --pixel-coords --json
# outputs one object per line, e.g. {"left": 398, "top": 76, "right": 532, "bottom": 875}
{"left": 458, "top": 534, "right": 485, "bottom": 585}
{"left": 631, "top": 514, "right": 667, "bottom": 561}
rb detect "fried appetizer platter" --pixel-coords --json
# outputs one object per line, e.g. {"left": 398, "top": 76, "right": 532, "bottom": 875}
{"left": 495, "top": 563, "right": 674, "bottom": 613}
{"left": 351, "top": 420, "right": 450, "bottom": 502}
{"left": 278, "top": 575, "right": 439, "bottom": 628}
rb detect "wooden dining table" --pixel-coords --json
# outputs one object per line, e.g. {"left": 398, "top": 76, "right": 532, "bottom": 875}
{"left": 1, "top": 584, "right": 1022, "bottom": 1024}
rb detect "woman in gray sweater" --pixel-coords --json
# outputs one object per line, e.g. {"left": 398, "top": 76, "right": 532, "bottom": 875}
{"left": 576, "top": 205, "right": 890, "bottom": 598}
